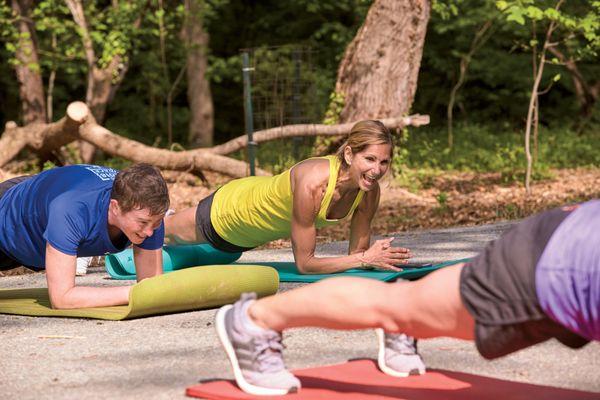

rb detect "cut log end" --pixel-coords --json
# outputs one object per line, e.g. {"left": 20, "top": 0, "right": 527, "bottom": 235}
{"left": 403, "top": 114, "right": 430, "bottom": 127}
{"left": 66, "top": 101, "right": 90, "bottom": 123}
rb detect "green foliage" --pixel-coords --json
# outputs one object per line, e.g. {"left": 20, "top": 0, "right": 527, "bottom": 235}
{"left": 323, "top": 92, "right": 345, "bottom": 125}
{"left": 392, "top": 122, "right": 600, "bottom": 190}
{"left": 432, "top": 0, "right": 462, "bottom": 20}
{"left": 416, "top": 0, "right": 600, "bottom": 129}
{"left": 0, "top": 3, "right": 17, "bottom": 46}
{"left": 0, "top": 0, "right": 598, "bottom": 177}
{"left": 42, "top": 160, "right": 57, "bottom": 171}
{"left": 496, "top": 0, "right": 600, "bottom": 58}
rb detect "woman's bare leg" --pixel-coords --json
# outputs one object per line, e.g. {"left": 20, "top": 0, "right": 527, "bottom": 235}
{"left": 164, "top": 206, "right": 208, "bottom": 244}
{"left": 248, "top": 263, "right": 474, "bottom": 340}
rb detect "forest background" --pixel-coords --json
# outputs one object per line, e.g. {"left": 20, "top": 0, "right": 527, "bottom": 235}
{"left": 0, "top": 0, "right": 599, "bottom": 246}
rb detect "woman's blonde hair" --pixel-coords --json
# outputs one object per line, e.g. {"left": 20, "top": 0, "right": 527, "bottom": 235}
{"left": 336, "top": 120, "right": 393, "bottom": 166}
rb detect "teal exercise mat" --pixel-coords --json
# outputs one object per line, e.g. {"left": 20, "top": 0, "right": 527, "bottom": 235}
{"left": 105, "top": 244, "right": 242, "bottom": 280}
{"left": 236, "top": 258, "right": 472, "bottom": 282}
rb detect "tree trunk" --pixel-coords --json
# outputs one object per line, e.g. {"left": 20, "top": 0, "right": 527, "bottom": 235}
{"left": 11, "top": 0, "right": 46, "bottom": 124}
{"left": 335, "top": 0, "right": 430, "bottom": 123}
{"left": 183, "top": 0, "right": 214, "bottom": 147}
{"left": 524, "top": 1, "right": 562, "bottom": 195}
{"left": 66, "top": 0, "right": 140, "bottom": 163}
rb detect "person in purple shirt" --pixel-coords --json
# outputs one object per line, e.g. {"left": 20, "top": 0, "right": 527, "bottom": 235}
{"left": 0, "top": 163, "right": 169, "bottom": 309}
{"left": 213, "top": 202, "right": 596, "bottom": 396}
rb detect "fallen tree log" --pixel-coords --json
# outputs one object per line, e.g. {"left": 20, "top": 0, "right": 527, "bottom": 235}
{"left": 72, "top": 102, "right": 270, "bottom": 177}
{"left": 210, "top": 114, "right": 429, "bottom": 156}
{"left": 0, "top": 102, "right": 268, "bottom": 178}
{"left": 0, "top": 104, "right": 85, "bottom": 167}
{"left": 79, "top": 120, "right": 270, "bottom": 178}
{"left": 0, "top": 101, "right": 430, "bottom": 178}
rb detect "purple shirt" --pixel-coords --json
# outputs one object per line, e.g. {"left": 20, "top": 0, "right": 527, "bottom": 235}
{"left": 536, "top": 200, "right": 600, "bottom": 341}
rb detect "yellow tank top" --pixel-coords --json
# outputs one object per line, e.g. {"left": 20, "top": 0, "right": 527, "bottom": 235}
{"left": 210, "top": 155, "right": 365, "bottom": 248}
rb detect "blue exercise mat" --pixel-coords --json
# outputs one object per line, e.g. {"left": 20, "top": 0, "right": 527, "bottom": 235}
{"left": 235, "top": 258, "right": 472, "bottom": 282}
{"left": 105, "top": 244, "right": 242, "bottom": 280}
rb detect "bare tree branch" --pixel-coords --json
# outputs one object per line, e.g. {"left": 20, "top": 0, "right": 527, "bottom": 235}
{"left": 65, "top": 0, "right": 95, "bottom": 67}
{"left": 447, "top": 17, "right": 496, "bottom": 148}
{"left": 79, "top": 118, "right": 270, "bottom": 178}
{"left": 210, "top": 115, "right": 430, "bottom": 156}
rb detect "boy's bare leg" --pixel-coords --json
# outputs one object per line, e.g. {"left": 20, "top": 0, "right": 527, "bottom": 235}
{"left": 164, "top": 206, "right": 207, "bottom": 244}
{"left": 249, "top": 264, "right": 475, "bottom": 340}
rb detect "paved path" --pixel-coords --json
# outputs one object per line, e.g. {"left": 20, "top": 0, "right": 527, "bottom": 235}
{"left": 1, "top": 222, "right": 598, "bottom": 399}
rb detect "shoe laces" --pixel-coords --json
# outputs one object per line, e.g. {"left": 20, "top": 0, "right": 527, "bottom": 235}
{"left": 385, "top": 333, "right": 418, "bottom": 355}
{"left": 253, "top": 330, "right": 286, "bottom": 373}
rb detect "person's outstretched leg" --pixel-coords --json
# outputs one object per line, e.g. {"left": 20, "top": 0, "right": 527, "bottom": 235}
{"left": 249, "top": 263, "right": 474, "bottom": 339}
{"left": 216, "top": 264, "right": 474, "bottom": 395}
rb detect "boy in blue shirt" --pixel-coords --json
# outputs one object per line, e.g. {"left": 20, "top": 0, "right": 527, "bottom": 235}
{"left": 0, "top": 163, "right": 169, "bottom": 309}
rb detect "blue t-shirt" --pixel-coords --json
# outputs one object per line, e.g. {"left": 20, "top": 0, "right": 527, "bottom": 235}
{"left": 536, "top": 200, "right": 600, "bottom": 341}
{"left": 0, "top": 165, "right": 164, "bottom": 269}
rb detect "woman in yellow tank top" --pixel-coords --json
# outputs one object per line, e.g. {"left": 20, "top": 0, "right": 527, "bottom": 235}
{"left": 165, "top": 120, "right": 411, "bottom": 273}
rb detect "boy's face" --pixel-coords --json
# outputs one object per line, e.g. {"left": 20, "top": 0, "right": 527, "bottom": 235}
{"left": 111, "top": 201, "right": 164, "bottom": 244}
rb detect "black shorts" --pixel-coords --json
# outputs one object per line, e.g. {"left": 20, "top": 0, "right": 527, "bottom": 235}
{"left": 0, "top": 176, "right": 32, "bottom": 271}
{"left": 460, "top": 206, "right": 590, "bottom": 359}
{"left": 195, "top": 192, "right": 254, "bottom": 254}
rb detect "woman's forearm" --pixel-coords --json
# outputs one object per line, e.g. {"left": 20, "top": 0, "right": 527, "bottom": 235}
{"left": 295, "top": 252, "right": 366, "bottom": 274}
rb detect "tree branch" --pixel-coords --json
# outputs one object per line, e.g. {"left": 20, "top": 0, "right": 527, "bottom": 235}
{"left": 210, "top": 115, "right": 429, "bottom": 156}
{"left": 78, "top": 118, "right": 270, "bottom": 177}
{"left": 65, "top": 0, "right": 95, "bottom": 68}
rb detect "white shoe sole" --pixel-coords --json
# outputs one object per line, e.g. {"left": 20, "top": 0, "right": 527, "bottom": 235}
{"left": 215, "top": 305, "right": 298, "bottom": 396}
{"left": 376, "top": 328, "right": 425, "bottom": 378}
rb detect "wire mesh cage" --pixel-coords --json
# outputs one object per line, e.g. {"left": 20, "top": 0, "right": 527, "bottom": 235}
{"left": 240, "top": 45, "right": 321, "bottom": 131}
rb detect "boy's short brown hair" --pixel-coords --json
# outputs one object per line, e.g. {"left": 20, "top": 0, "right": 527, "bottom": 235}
{"left": 110, "top": 163, "right": 169, "bottom": 216}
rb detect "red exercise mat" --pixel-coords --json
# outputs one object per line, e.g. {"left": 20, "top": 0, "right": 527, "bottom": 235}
{"left": 186, "top": 359, "right": 599, "bottom": 400}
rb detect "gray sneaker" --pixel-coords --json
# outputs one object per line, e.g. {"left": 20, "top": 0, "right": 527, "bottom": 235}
{"left": 215, "top": 293, "right": 301, "bottom": 395}
{"left": 376, "top": 328, "right": 426, "bottom": 377}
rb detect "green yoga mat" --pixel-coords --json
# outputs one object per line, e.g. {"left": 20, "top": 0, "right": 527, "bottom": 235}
{"left": 240, "top": 258, "right": 472, "bottom": 282}
{"left": 106, "top": 244, "right": 242, "bottom": 280}
{"left": 0, "top": 265, "right": 278, "bottom": 320}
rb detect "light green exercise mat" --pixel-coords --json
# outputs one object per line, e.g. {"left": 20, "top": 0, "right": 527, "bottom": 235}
{"left": 105, "top": 244, "right": 242, "bottom": 280}
{"left": 0, "top": 265, "right": 278, "bottom": 320}
{"left": 237, "top": 258, "right": 472, "bottom": 282}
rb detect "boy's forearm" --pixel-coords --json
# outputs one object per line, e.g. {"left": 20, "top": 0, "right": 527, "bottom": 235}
{"left": 50, "top": 285, "right": 131, "bottom": 309}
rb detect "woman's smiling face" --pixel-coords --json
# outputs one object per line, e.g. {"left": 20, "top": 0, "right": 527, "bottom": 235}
{"left": 344, "top": 143, "right": 392, "bottom": 191}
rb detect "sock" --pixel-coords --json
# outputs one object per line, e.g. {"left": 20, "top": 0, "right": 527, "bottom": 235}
{"left": 240, "top": 299, "right": 269, "bottom": 334}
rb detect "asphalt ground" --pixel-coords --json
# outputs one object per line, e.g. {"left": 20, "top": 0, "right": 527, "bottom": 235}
{"left": 1, "top": 222, "right": 598, "bottom": 399}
